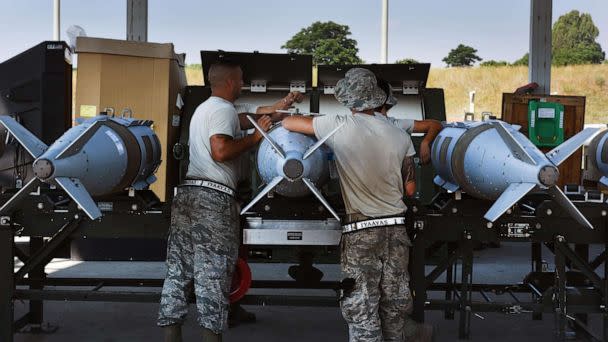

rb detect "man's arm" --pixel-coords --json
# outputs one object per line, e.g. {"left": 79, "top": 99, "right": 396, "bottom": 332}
{"left": 210, "top": 116, "right": 272, "bottom": 162}
{"left": 402, "top": 156, "right": 416, "bottom": 197}
{"left": 238, "top": 92, "right": 305, "bottom": 129}
{"left": 413, "top": 119, "right": 442, "bottom": 164}
{"left": 282, "top": 115, "right": 315, "bottom": 135}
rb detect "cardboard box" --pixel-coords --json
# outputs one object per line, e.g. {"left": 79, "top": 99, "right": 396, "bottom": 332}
{"left": 501, "top": 93, "right": 586, "bottom": 187}
{"left": 75, "top": 37, "right": 187, "bottom": 201}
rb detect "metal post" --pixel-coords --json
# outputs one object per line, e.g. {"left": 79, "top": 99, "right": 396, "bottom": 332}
{"left": 531, "top": 242, "right": 543, "bottom": 272}
{"left": 411, "top": 229, "right": 426, "bottom": 322}
{"left": 126, "top": 0, "right": 148, "bottom": 42}
{"left": 554, "top": 236, "right": 567, "bottom": 341}
{"left": 531, "top": 242, "right": 543, "bottom": 320}
{"left": 0, "top": 225, "right": 14, "bottom": 342}
{"left": 380, "top": 0, "right": 388, "bottom": 63}
{"left": 53, "top": 0, "right": 60, "bottom": 41}
{"left": 574, "top": 244, "right": 589, "bottom": 328}
{"left": 445, "top": 242, "right": 456, "bottom": 320}
{"left": 529, "top": 0, "right": 552, "bottom": 94}
{"left": 459, "top": 234, "right": 473, "bottom": 339}
{"left": 604, "top": 238, "right": 608, "bottom": 341}
{"left": 468, "top": 91, "right": 475, "bottom": 114}
{"left": 28, "top": 237, "right": 45, "bottom": 329}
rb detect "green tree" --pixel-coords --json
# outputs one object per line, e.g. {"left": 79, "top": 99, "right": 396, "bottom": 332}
{"left": 282, "top": 21, "right": 363, "bottom": 65}
{"left": 480, "top": 60, "right": 509, "bottom": 67}
{"left": 442, "top": 44, "right": 482, "bottom": 67}
{"left": 396, "top": 58, "right": 419, "bottom": 64}
{"left": 512, "top": 53, "right": 529, "bottom": 66}
{"left": 552, "top": 10, "right": 605, "bottom": 65}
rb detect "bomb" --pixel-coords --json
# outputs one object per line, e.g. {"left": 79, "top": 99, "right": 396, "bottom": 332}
{"left": 0, "top": 115, "right": 161, "bottom": 220}
{"left": 431, "top": 120, "right": 600, "bottom": 228}
{"left": 587, "top": 128, "right": 608, "bottom": 187}
{"left": 240, "top": 115, "right": 342, "bottom": 220}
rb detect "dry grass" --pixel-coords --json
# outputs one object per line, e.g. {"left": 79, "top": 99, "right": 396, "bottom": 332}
{"left": 186, "top": 66, "right": 203, "bottom": 86}
{"left": 428, "top": 64, "right": 608, "bottom": 123}
{"left": 82, "top": 64, "right": 606, "bottom": 124}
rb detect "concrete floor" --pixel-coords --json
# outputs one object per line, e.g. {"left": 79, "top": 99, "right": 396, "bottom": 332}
{"left": 12, "top": 242, "right": 606, "bottom": 342}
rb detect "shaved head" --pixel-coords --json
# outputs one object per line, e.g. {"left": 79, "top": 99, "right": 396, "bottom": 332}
{"left": 208, "top": 62, "right": 241, "bottom": 88}
{"left": 207, "top": 61, "right": 243, "bottom": 101}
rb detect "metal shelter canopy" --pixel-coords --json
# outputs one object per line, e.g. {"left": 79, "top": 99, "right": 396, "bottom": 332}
{"left": 123, "top": 0, "right": 554, "bottom": 93}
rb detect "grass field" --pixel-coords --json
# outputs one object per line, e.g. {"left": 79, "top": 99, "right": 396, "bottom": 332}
{"left": 184, "top": 64, "right": 608, "bottom": 123}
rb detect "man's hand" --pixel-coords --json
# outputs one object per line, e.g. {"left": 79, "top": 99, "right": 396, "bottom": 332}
{"left": 413, "top": 119, "right": 442, "bottom": 165}
{"left": 253, "top": 115, "right": 272, "bottom": 142}
{"left": 419, "top": 142, "right": 432, "bottom": 165}
{"left": 274, "top": 91, "right": 304, "bottom": 111}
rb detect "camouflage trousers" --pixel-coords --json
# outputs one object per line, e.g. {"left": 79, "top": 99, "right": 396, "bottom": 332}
{"left": 157, "top": 186, "right": 239, "bottom": 333}
{"left": 340, "top": 225, "right": 414, "bottom": 342}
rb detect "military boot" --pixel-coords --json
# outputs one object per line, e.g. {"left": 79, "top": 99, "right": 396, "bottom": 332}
{"left": 163, "top": 324, "right": 182, "bottom": 342}
{"left": 202, "top": 328, "right": 222, "bottom": 342}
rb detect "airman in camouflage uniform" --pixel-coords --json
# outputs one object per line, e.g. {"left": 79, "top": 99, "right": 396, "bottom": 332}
{"left": 158, "top": 187, "right": 239, "bottom": 331}
{"left": 158, "top": 60, "right": 302, "bottom": 342}
{"left": 283, "top": 68, "right": 433, "bottom": 341}
{"left": 341, "top": 224, "right": 415, "bottom": 341}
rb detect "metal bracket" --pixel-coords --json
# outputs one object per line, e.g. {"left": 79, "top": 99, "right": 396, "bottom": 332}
{"left": 290, "top": 81, "right": 306, "bottom": 94}
{"left": 250, "top": 80, "right": 267, "bottom": 93}
{"left": 504, "top": 305, "right": 531, "bottom": 315}
{"left": 564, "top": 184, "right": 584, "bottom": 195}
{"left": 454, "top": 190, "right": 462, "bottom": 201}
{"left": 402, "top": 81, "right": 419, "bottom": 95}
{"left": 121, "top": 108, "right": 133, "bottom": 118}
{"left": 584, "top": 190, "right": 604, "bottom": 203}
{"left": 323, "top": 85, "right": 335, "bottom": 95}
{"left": 0, "top": 216, "right": 10, "bottom": 226}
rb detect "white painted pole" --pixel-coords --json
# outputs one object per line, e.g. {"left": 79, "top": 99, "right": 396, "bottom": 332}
{"left": 469, "top": 91, "right": 476, "bottom": 113}
{"left": 53, "top": 0, "right": 60, "bottom": 40}
{"left": 381, "top": 0, "right": 388, "bottom": 63}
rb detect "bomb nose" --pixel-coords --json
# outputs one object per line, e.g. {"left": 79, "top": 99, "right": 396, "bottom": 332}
{"left": 283, "top": 158, "right": 304, "bottom": 181}
{"left": 32, "top": 158, "right": 54, "bottom": 180}
{"left": 538, "top": 165, "right": 559, "bottom": 186}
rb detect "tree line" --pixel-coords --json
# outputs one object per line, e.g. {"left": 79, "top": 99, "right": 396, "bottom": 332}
{"left": 282, "top": 10, "right": 606, "bottom": 67}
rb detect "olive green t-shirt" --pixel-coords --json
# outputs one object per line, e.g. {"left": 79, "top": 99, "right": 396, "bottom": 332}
{"left": 312, "top": 113, "right": 413, "bottom": 217}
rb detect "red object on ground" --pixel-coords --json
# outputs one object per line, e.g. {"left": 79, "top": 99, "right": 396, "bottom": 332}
{"left": 229, "top": 258, "right": 252, "bottom": 303}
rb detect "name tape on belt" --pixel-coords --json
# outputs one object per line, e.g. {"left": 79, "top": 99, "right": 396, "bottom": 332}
{"left": 342, "top": 217, "right": 406, "bottom": 233}
{"left": 181, "top": 180, "right": 235, "bottom": 197}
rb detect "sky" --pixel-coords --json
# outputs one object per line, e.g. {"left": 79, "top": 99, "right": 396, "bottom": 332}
{"left": 0, "top": 0, "right": 606, "bottom": 67}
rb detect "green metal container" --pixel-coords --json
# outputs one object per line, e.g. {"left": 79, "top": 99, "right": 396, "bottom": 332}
{"left": 528, "top": 100, "right": 564, "bottom": 147}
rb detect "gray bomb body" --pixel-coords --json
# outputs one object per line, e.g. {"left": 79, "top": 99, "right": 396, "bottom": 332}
{"left": 241, "top": 117, "right": 343, "bottom": 220}
{"left": 431, "top": 120, "right": 599, "bottom": 227}
{"left": 587, "top": 128, "right": 608, "bottom": 187}
{"left": 0, "top": 115, "right": 161, "bottom": 220}
{"left": 32, "top": 116, "right": 161, "bottom": 195}
{"left": 432, "top": 121, "right": 559, "bottom": 200}
{"left": 256, "top": 125, "right": 329, "bottom": 197}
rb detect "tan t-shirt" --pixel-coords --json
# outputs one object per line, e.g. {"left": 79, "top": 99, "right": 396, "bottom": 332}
{"left": 313, "top": 113, "right": 412, "bottom": 217}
